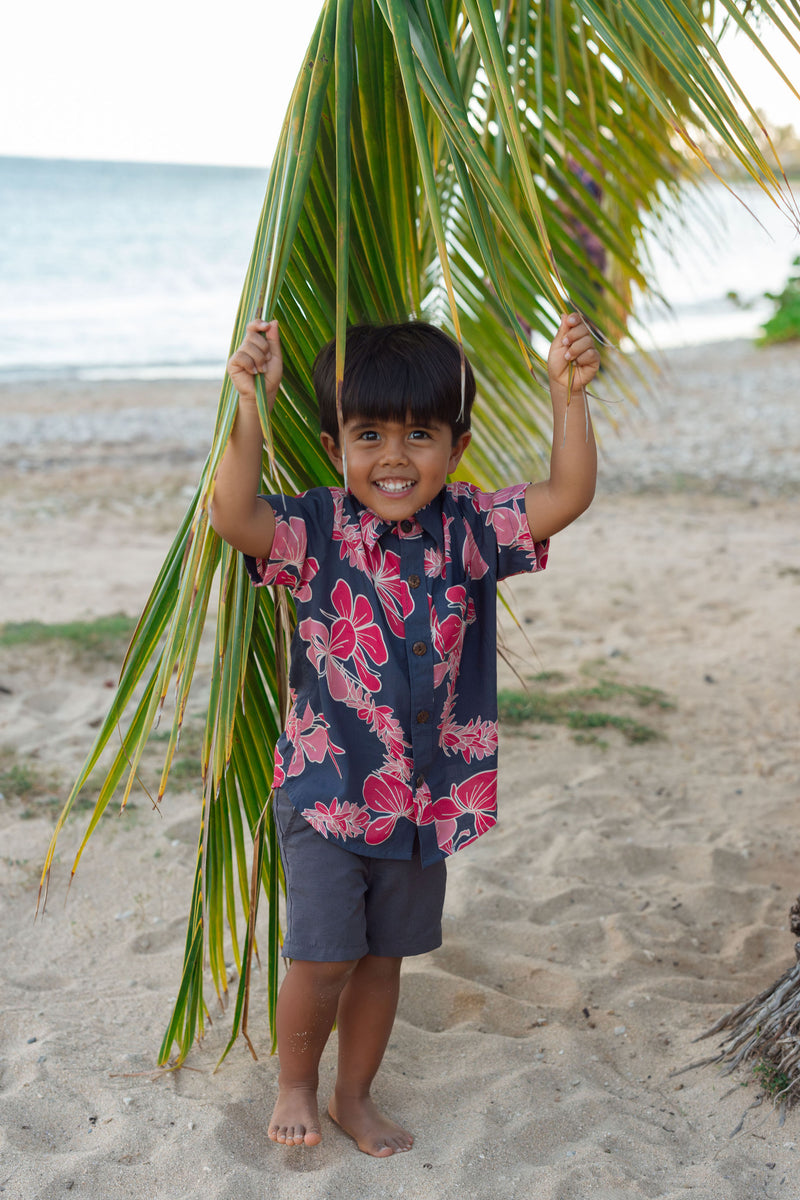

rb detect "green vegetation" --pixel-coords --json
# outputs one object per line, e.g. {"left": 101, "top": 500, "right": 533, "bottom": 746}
{"left": 0, "top": 613, "right": 137, "bottom": 661}
{"left": 753, "top": 1058, "right": 793, "bottom": 1098}
{"left": 499, "top": 674, "right": 673, "bottom": 745}
{"left": 758, "top": 255, "right": 800, "bottom": 346}
{"left": 0, "top": 747, "right": 94, "bottom": 817}
{"left": 0, "top": 755, "right": 45, "bottom": 799}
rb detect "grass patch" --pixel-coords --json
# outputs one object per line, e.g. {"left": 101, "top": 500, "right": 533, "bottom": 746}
{"left": 0, "top": 759, "right": 43, "bottom": 798}
{"left": 0, "top": 747, "right": 95, "bottom": 816}
{"left": 753, "top": 1059, "right": 792, "bottom": 1097}
{"left": 498, "top": 672, "right": 673, "bottom": 745}
{"left": 0, "top": 613, "right": 137, "bottom": 660}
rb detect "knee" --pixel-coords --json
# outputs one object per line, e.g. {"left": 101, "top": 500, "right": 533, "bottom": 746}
{"left": 360, "top": 954, "right": 403, "bottom": 982}
{"left": 290, "top": 958, "right": 360, "bottom": 995}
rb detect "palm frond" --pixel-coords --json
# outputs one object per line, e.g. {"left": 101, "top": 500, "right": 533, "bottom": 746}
{"left": 40, "top": 0, "right": 800, "bottom": 1065}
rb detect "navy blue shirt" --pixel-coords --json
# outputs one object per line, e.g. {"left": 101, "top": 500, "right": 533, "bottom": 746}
{"left": 245, "top": 482, "right": 547, "bottom": 867}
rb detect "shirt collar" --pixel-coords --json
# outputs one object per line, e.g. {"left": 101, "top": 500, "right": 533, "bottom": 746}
{"left": 347, "top": 490, "right": 446, "bottom": 552}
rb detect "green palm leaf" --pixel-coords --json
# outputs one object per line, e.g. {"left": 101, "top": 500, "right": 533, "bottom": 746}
{"left": 40, "top": 0, "right": 799, "bottom": 1066}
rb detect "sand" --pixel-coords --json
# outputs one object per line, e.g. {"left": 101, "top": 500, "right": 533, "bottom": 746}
{"left": 1, "top": 339, "right": 799, "bottom": 1199}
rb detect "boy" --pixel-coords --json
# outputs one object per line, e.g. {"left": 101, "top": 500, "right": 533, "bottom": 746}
{"left": 210, "top": 315, "right": 599, "bottom": 1157}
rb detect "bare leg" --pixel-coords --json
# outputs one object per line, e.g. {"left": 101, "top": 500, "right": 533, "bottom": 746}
{"left": 269, "top": 958, "right": 357, "bottom": 1147}
{"left": 328, "top": 954, "right": 412, "bottom": 1157}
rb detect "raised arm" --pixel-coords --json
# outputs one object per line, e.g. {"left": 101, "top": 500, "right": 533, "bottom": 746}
{"left": 209, "top": 319, "right": 282, "bottom": 558}
{"left": 525, "top": 313, "right": 599, "bottom": 543}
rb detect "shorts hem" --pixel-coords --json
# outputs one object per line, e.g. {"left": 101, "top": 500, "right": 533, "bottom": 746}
{"left": 368, "top": 934, "right": 443, "bottom": 958}
{"left": 281, "top": 942, "right": 368, "bottom": 963}
{"left": 281, "top": 935, "right": 443, "bottom": 962}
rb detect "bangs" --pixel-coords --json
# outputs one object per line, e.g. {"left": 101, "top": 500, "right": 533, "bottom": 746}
{"left": 341, "top": 353, "right": 447, "bottom": 429}
{"left": 314, "top": 322, "right": 474, "bottom": 443}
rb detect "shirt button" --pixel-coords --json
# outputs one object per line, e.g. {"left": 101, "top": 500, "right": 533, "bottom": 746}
{"left": 415, "top": 774, "right": 425, "bottom": 788}
{"left": 400, "top": 519, "right": 413, "bottom": 533}
{"left": 408, "top": 573, "right": 421, "bottom": 589}
{"left": 416, "top": 709, "right": 429, "bottom": 723}
{"left": 412, "top": 641, "right": 427, "bottom": 656}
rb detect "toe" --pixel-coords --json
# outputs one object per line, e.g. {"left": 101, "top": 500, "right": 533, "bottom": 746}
{"left": 390, "top": 1134, "right": 413, "bottom": 1154}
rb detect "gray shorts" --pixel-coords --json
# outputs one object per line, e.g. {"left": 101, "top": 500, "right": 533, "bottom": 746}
{"left": 273, "top": 788, "right": 447, "bottom": 962}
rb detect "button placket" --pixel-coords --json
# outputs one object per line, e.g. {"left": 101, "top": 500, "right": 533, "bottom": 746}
{"left": 398, "top": 530, "right": 435, "bottom": 785}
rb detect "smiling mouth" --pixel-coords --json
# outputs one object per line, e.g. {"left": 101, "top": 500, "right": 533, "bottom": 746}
{"left": 373, "top": 478, "right": 416, "bottom": 494}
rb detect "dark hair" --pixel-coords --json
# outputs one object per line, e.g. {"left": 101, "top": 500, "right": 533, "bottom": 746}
{"left": 313, "top": 322, "right": 475, "bottom": 445}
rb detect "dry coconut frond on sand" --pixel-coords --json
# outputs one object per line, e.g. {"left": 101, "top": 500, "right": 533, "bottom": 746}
{"left": 679, "top": 895, "right": 800, "bottom": 1122}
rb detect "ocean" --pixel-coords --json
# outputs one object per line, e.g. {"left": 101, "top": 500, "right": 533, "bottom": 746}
{"left": 0, "top": 155, "right": 797, "bottom": 383}
{"left": 0, "top": 157, "right": 268, "bottom": 383}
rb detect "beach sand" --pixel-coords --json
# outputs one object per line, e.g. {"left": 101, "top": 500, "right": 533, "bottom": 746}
{"left": 1, "top": 339, "right": 799, "bottom": 1199}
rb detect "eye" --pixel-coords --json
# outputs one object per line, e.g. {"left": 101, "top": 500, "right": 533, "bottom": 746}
{"left": 357, "top": 429, "right": 380, "bottom": 442}
{"left": 408, "top": 429, "right": 432, "bottom": 440}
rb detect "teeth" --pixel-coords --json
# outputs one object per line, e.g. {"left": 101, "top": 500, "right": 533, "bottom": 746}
{"left": 376, "top": 480, "right": 413, "bottom": 493}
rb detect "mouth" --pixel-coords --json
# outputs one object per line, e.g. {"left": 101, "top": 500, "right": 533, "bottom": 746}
{"left": 372, "top": 478, "right": 417, "bottom": 496}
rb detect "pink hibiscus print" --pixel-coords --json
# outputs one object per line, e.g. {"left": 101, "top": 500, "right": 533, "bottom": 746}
{"left": 258, "top": 514, "right": 320, "bottom": 600}
{"left": 432, "top": 770, "right": 497, "bottom": 838}
{"left": 486, "top": 485, "right": 530, "bottom": 547}
{"left": 440, "top": 716, "right": 498, "bottom": 762}
{"left": 430, "top": 586, "right": 470, "bottom": 688}
{"left": 363, "top": 771, "right": 415, "bottom": 844}
{"left": 302, "top": 797, "right": 370, "bottom": 841}
{"left": 413, "top": 779, "right": 435, "bottom": 826}
{"left": 299, "top": 579, "right": 388, "bottom": 698}
{"left": 461, "top": 524, "right": 489, "bottom": 579}
{"left": 366, "top": 547, "right": 413, "bottom": 638}
{"left": 424, "top": 516, "right": 453, "bottom": 578}
{"left": 283, "top": 701, "right": 345, "bottom": 777}
{"left": 331, "top": 489, "right": 369, "bottom": 572}
{"left": 448, "top": 480, "right": 478, "bottom": 501}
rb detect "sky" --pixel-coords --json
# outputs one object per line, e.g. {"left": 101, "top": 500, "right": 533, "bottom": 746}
{"left": 3, "top": 1, "right": 800, "bottom": 168}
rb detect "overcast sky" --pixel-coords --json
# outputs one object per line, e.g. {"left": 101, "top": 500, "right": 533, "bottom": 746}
{"left": 3, "top": 1, "right": 799, "bottom": 168}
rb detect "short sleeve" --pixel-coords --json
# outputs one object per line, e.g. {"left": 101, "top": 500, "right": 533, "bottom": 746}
{"left": 243, "top": 489, "right": 333, "bottom": 600}
{"left": 467, "top": 483, "right": 548, "bottom": 581}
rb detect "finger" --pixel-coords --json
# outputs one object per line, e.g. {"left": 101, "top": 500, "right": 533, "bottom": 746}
{"left": 262, "top": 320, "right": 281, "bottom": 351}
{"left": 244, "top": 319, "right": 271, "bottom": 337}
{"left": 228, "top": 351, "right": 260, "bottom": 376}
{"left": 241, "top": 331, "right": 272, "bottom": 359}
{"left": 564, "top": 335, "right": 596, "bottom": 361}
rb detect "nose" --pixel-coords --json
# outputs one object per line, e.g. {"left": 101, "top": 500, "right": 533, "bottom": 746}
{"left": 379, "top": 433, "right": 409, "bottom": 464}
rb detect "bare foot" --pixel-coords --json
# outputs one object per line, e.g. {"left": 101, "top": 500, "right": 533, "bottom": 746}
{"left": 268, "top": 1084, "right": 322, "bottom": 1148}
{"left": 328, "top": 1093, "right": 413, "bottom": 1157}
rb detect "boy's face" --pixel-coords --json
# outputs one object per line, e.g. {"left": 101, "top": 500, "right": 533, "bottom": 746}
{"left": 320, "top": 415, "right": 471, "bottom": 522}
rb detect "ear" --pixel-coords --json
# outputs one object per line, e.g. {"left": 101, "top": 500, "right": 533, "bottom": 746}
{"left": 320, "top": 431, "right": 344, "bottom": 474}
{"left": 447, "top": 431, "right": 471, "bottom": 475}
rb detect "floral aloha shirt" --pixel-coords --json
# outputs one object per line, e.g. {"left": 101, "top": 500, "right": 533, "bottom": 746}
{"left": 244, "top": 482, "right": 548, "bottom": 867}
